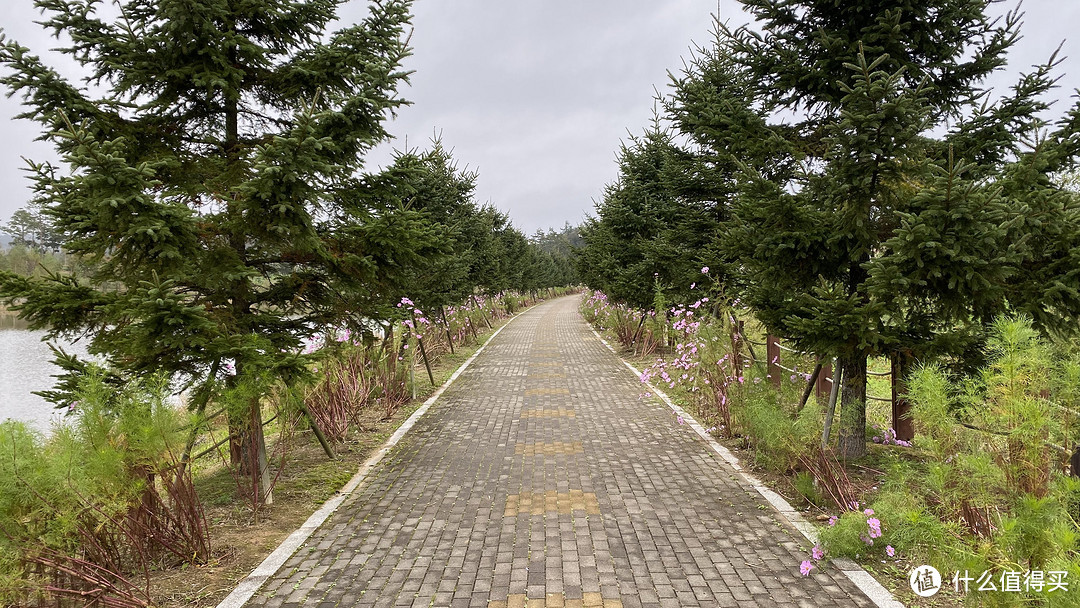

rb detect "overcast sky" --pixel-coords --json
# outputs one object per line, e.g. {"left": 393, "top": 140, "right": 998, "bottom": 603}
{"left": 1, "top": 1, "right": 1078, "bottom": 235}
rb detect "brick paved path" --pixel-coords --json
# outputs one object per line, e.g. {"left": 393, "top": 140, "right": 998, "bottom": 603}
{"left": 252, "top": 296, "right": 877, "bottom": 608}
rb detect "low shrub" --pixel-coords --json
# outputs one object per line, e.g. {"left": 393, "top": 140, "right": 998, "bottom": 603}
{"left": 819, "top": 316, "right": 1080, "bottom": 606}
{"left": 0, "top": 372, "right": 209, "bottom": 606}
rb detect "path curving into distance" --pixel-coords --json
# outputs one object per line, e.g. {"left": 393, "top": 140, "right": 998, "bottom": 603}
{"left": 242, "top": 295, "right": 881, "bottom": 608}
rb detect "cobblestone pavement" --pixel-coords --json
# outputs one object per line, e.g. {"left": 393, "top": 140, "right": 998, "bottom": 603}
{"left": 251, "top": 296, "right": 877, "bottom": 608}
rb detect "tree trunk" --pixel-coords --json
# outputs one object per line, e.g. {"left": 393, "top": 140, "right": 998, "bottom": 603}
{"left": 227, "top": 396, "right": 273, "bottom": 503}
{"left": 836, "top": 353, "right": 868, "bottom": 459}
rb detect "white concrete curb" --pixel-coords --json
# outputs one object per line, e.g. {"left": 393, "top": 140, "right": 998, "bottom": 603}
{"left": 216, "top": 316, "right": 519, "bottom": 608}
{"left": 588, "top": 327, "right": 904, "bottom": 608}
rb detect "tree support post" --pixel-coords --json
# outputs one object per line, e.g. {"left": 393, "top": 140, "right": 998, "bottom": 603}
{"left": 297, "top": 399, "right": 336, "bottom": 460}
{"left": 891, "top": 353, "right": 914, "bottom": 441}
{"left": 411, "top": 311, "right": 435, "bottom": 386}
{"left": 816, "top": 360, "right": 832, "bottom": 401}
{"left": 821, "top": 358, "right": 842, "bottom": 450}
{"left": 473, "top": 295, "right": 493, "bottom": 329}
{"left": 766, "top": 335, "right": 781, "bottom": 388}
{"left": 440, "top": 306, "right": 455, "bottom": 355}
{"left": 730, "top": 319, "right": 745, "bottom": 371}
{"left": 799, "top": 361, "right": 824, "bottom": 410}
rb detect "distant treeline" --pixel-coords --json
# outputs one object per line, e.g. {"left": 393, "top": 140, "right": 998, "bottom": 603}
{"left": 0, "top": 244, "right": 88, "bottom": 279}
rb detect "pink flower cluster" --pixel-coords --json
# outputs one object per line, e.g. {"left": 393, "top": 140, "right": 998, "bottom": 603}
{"left": 812, "top": 508, "right": 896, "bottom": 574}
{"left": 640, "top": 304, "right": 708, "bottom": 391}
{"left": 870, "top": 424, "right": 912, "bottom": 448}
{"left": 801, "top": 544, "right": 826, "bottom": 576}
{"left": 859, "top": 508, "right": 883, "bottom": 545}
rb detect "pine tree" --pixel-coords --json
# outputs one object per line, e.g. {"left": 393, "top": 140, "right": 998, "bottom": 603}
{"left": 672, "top": 3, "right": 1080, "bottom": 457}
{"left": 3, "top": 203, "right": 61, "bottom": 251}
{"left": 375, "top": 140, "right": 480, "bottom": 314}
{"left": 0, "top": 0, "right": 437, "bottom": 499}
{"left": 529, "top": 225, "right": 581, "bottom": 288}
{"left": 579, "top": 123, "right": 724, "bottom": 311}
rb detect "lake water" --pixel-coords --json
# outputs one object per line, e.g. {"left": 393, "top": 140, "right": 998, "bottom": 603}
{"left": 0, "top": 326, "right": 90, "bottom": 433}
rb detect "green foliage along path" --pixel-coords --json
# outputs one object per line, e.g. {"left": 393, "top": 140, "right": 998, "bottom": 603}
{"left": 581, "top": 0, "right": 1080, "bottom": 458}
{"left": 0, "top": 0, "right": 578, "bottom": 512}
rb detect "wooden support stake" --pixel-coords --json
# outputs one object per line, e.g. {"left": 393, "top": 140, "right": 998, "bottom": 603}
{"left": 440, "top": 306, "right": 455, "bottom": 355}
{"left": 467, "top": 315, "right": 479, "bottom": 343}
{"left": 298, "top": 399, "right": 336, "bottom": 460}
{"left": 821, "top": 359, "right": 842, "bottom": 450}
{"left": 418, "top": 336, "right": 434, "bottom": 386}
{"left": 799, "top": 361, "right": 824, "bottom": 410}
{"left": 730, "top": 318, "right": 745, "bottom": 370}
{"left": 891, "top": 353, "right": 914, "bottom": 441}
{"left": 766, "top": 335, "right": 781, "bottom": 388}
{"left": 817, "top": 359, "right": 832, "bottom": 401}
{"left": 411, "top": 312, "right": 435, "bottom": 386}
{"left": 731, "top": 318, "right": 757, "bottom": 364}
{"left": 473, "top": 295, "right": 493, "bottom": 329}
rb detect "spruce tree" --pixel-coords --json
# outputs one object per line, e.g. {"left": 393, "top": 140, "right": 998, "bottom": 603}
{"left": 579, "top": 123, "right": 724, "bottom": 310}
{"left": 0, "top": 0, "right": 437, "bottom": 498}
{"left": 671, "top": 4, "right": 1080, "bottom": 457}
{"left": 373, "top": 140, "right": 478, "bottom": 314}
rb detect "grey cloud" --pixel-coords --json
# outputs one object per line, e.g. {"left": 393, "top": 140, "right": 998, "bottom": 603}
{"left": 2, "top": 1, "right": 1078, "bottom": 236}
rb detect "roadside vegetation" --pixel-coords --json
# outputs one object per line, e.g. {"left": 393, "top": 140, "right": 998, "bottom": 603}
{"left": 577, "top": 0, "right": 1080, "bottom": 604}
{"left": 0, "top": 0, "right": 580, "bottom": 604}
{"left": 0, "top": 288, "right": 577, "bottom": 607}
{"left": 583, "top": 291, "right": 1080, "bottom": 606}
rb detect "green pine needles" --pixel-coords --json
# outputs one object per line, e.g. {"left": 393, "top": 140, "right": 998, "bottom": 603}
{"left": 582, "top": 0, "right": 1080, "bottom": 458}
{"left": 0, "top": 0, "right": 433, "bottom": 497}
{"left": 822, "top": 316, "right": 1080, "bottom": 607}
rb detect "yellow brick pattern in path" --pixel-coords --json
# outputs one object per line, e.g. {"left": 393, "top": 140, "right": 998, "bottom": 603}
{"left": 514, "top": 441, "right": 584, "bottom": 456}
{"left": 504, "top": 490, "right": 601, "bottom": 516}
{"left": 524, "top": 387, "right": 571, "bottom": 396}
{"left": 489, "top": 592, "right": 621, "bottom": 608}
{"left": 519, "top": 408, "right": 575, "bottom": 418}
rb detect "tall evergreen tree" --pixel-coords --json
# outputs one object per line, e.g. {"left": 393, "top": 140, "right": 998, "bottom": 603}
{"left": 3, "top": 203, "right": 62, "bottom": 251}
{"left": 0, "top": 0, "right": 438, "bottom": 497}
{"left": 376, "top": 140, "right": 480, "bottom": 313}
{"left": 680, "top": 3, "right": 1080, "bottom": 457}
{"left": 579, "top": 123, "right": 724, "bottom": 310}
{"left": 529, "top": 224, "right": 581, "bottom": 288}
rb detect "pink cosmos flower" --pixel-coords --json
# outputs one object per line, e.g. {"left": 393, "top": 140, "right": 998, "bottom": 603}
{"left": 812, "top": 545, "right": 825, "bottom": 560}
{"left": 886, "top": 545, "right": 895, "bottom": 557}
{"left": 800, "top": 560, "right": 813, "bottom": 576}
{"left": 867, "top": 518, "right": 882, "bottom": 539}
